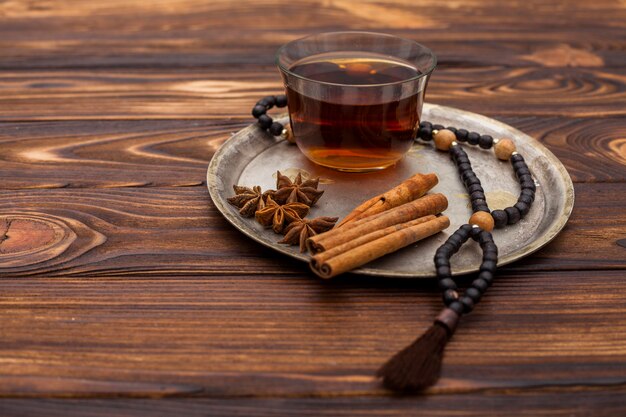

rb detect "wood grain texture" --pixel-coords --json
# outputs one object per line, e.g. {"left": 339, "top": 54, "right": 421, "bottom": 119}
{"left": 0, "top": 183, "right": 623, "bottom": 277}
{"left": 0, "top": 117, "right": 624, "bottom": 190}
{"left": 2, "top": 0, "right": 625, "bottom": 413}
{"left": 2, "top": 392, "right": 626, "bottom": 417}
{"left": 2, "top": 66, "right": 626, "bottom": 121}
{"left": 0, "top": 0, "right": 624, "bottom": 69}
{"left": 0, "top": 271, "right": 625, "bottom": 398}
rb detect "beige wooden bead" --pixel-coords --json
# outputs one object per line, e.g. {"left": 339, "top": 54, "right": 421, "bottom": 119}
{"left": 494, "top": 138, "right": 516, "bottom": 160}
{"left": 433, "top": 129, "right": 457, "bottom": 151}
{"left": 469, "top": 211, "right": 495, "bottom": 232}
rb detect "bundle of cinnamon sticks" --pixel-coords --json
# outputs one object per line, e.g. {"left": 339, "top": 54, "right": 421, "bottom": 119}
{"left": 308, "top": 173, "right": 449, "bottom": 279}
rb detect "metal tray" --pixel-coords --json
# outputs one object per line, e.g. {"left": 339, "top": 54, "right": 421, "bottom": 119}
{"left": 207, "top": 103, "right": 574, "bottom": 278}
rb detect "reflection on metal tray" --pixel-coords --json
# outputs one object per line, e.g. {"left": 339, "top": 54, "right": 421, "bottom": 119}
{"left": 208, "top": 103, "right": 574, "bottom": 278}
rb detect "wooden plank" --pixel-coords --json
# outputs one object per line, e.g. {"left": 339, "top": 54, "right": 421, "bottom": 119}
{"left": 0, "top": 67, "right": 626, "bottom": 121}
{"left": 499, "top": 116, "right": 626, "bottom": 184}
{"left": 0, "top": 116, "right": 624, "bottom": 190}
{"left": 0, "top": 183, "right": 623, "bottom": 278}
{"left": 0, "top": 31, "right": 622, "bottom": 70}
{"left": 0, "top": 0, "right": 623, "bottom": 413}
{"left": 0, "top": 119, "right": 237, "bottom": 189}
{"left": 0, "top": 270, "right": 625, "bottom": 397}
{"left": 0, "top": 1, "right": 623, "bottom": 69}
{"left": 1, "top": 392, "right": 626, "bottom": 417}
{"left": 1, "top": 67, "right": 625, "bottom": 121}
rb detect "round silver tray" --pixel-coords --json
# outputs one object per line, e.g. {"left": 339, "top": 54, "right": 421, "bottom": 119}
{"left": 208, "top": 103, "right": 574, "bottom": 278}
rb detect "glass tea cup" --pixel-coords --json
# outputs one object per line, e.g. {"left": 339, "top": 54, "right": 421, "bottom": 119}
{"left": 276, "top": 31, "right": 436, "bottom": 172}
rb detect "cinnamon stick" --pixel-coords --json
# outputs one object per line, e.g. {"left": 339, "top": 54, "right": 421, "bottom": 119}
{"left": 311, "top": 215, "right": 436, "bottom": 267}
{"left": 336, "top": 173, "right": 438, "bottom": 227}
{"left": 310, "top": 215, "right": 450, "bottom": 279}
{"left": 307, "top": 193, "right": 448, "bottom": 254}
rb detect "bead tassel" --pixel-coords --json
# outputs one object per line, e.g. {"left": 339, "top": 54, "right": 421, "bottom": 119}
{"left": 253, "top": 98, "right": 538, "bottom": 394}
{"left": 377, "top": 224, "right": 498, "bottom": 392}
{"left": 377, "top": 119, "right": 536, "bottom": 392}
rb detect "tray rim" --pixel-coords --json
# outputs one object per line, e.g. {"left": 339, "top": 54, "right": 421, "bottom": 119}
{"left": 207, "top": 103, "right": 575, "bottom": 278}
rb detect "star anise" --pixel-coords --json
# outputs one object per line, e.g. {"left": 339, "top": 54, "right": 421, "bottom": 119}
{"left": 279, "top": 216, "right": 338, "bottom": 252}
{"left": 255, "top": 195, "right": 310, "bottom": 234}
{"left": 227, "top": 185, "right": 274, "bottom": 217}
{"left": 273, "top": 171, "right": 324, "bottom": 206}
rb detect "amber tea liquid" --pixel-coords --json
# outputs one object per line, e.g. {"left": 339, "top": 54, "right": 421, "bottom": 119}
{"left": 286, "top": 52, "right": 423, "bottom": 171}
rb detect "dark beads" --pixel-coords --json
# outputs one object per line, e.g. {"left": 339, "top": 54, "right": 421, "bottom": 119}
{"left": 513, "top": 162, "right": 529, "bottom": 173}
{"left": 252, "top": 104, "right": 267, "bottom": 118}
{"left": 438, "top": 278, "right": 457, "bottom": 291}
{"left": 473, "top": 277, "right": 490, "bottom": 292}
{"left": 437, "top": 265, "right": 452, "bottom": 278}
{"left": 521, "top": 180, "right": 536, "bottom": 192}
{"left": 437, "top": 243, "right": 456, "bottom": 256}
{"left": 432, "top": 124, "right": 444, "bottom": 131}
{"left": 467, "top": 183, "right": 483, "bottom": 194}
{"left": 269, "top": 122, "right": 284, "bottom": 136}
{"left": 275, "top": 95, "right": 288, "bottom": 107}
{"left": 505, "top": 206, "right": 521, "bottom": 224}
{"left": 512, "top": 161, "right": 527, "bottom": 171}
{"left": 257, "top": 114, "right": 273, "bottom": 129}
{"left": 477, "top": 230, "right": 493, "bottom": 245}
{"left": 446, "top": 234, "right": 466, "bottom": 248}
{"left": 419, "top": 126, "right": 433, "bottom": 140}
{"left": 470, "top": 191, "right": 485, "bottom": 201}
{"left": 478, "top": 271, "right": 494, "bottom": 286}
{"left": 454, "top": 155, "right": 470, "bottom": 165}
{"left": 446, "top": 126, "right": 457, "bottom": 134}
{"left": 466, "top": 287, "right": 482, "bottom": 302}
{"left": 518, "top": 174, "right": 533, "bottom": 184}
{"left": 419, "top": 121, "right": 432, "bottom": 129}
{"left": 444, "top": 240, "right": 462, "bottom": 253}
{"left": 461, "top": 170, "right": 476, "bottom": 182}
{"left": 436, "top": 243, "right": 455, "bottom": 257}
{"left": 467, "top": 132, "right": 480, "bottom": 145}
{"left": 518, "top": 194, "right": 533, "bottom": 205}
{"left": 464, "top": 176, "right": 481, "bottom": 186}
{"left": 455, "top": 129, "right": 469, "bottom": 142}
{"left": 471, "top": 199, "right": 489, "bottom": 212}
{"left": 458, "top": 162, "right": 472, "bottom": 172}
{"left": 520, "top": 189, "right": 536, "bottom": 202}
{"left": 510, "top": 153, "right": 525, "bottom": 163}
{"left": 515, "top": 201, "right": 530, "bottom": 216}
{"left": 480, "top": 260, "right": 497, "bottom": 273}
{"left": 443, "top": 289, "right": 459, "bottom": 305}
{"left": 261, "top": 95, "right": 276, "bottom": 106}
{"left": 449, "top": 301, "right": 464, "bottom": 315}
{"left": 479, "top": 135, "right": 494, "bottom": 149}
{"left": 483, "top": 242, "right": 498, "bottom": 255}
{"left": 434, "top": 250, "right": 450, "bottom": 260}
{"left": 454, "top": 229, "right": 471, "bottom": 242}
{"left": 434, "top": 258, "right": 450, "bottom": 269}
{"left": 433, "top": 222, "right": 499, "bottom": 317}
{"left": 515, "top": 167, "right": 531, "bottom": 179}
{"left": 460, "top": 224, "right": 474, "bottom": 233}
{"left": 482, "top": 250, "right": 498, "bottom": 262}
{"left": 491, "top": 209, "right": 507, "bottom": 228}
{"left": 460, "top": 296, "right": 474, "bottom": 313}
{"left": 470, "top": 197, "right": 486, "bottom": 207}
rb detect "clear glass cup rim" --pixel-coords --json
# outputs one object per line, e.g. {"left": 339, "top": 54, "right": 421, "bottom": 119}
{"left": 275, "top": 31, "right": 437, "bottom": 88}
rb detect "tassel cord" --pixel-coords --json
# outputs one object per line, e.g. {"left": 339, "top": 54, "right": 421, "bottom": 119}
{"left": 377, "top": 122, "right": 539, "bottom": 393}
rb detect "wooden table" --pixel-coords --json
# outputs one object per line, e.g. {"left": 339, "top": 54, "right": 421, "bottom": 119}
{"left": 1, "top": 0, "right": 625, "bottom": 415}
